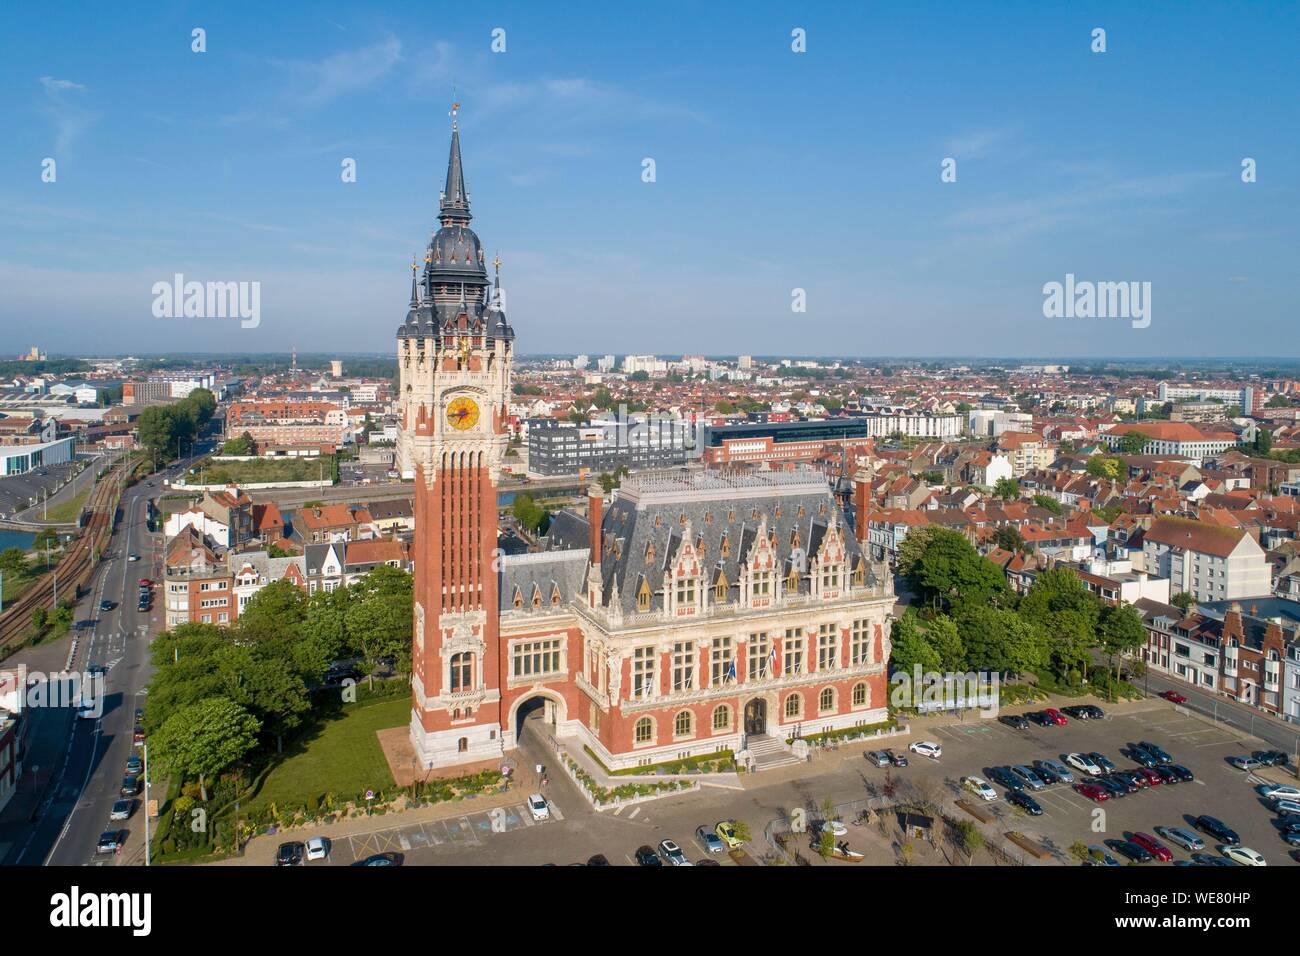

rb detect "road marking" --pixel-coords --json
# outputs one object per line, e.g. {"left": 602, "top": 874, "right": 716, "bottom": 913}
{"left": 627, "top": 807, "right": 642, "bottom": 820}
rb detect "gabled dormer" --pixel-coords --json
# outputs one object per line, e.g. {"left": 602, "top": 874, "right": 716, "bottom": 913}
{"left": 812, "top": 514, "right": 848, "bottom": 600}
{"left": 664, "top": 520, "right": 702, "bottom": 619}
{"left": 741, "top": 516, "right": 776, "bottom": 609}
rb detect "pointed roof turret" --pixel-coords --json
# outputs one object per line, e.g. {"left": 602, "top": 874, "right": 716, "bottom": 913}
{"left": 440, "top": 103, "right": 471, "bottom": 224}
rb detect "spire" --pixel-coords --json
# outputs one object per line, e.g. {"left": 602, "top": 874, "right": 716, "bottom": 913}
{"left": 440, "top": 101, "right": 470, "bottom": 224}
{"left": 409, "top": 255, "right": 420, "bottom": 308}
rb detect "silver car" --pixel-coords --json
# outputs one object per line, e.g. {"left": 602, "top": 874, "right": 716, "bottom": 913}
{"left": 1154, "top": 826, "right": 1204, "bottom": 851}
{"left": 1011, "top": 765, "right": 1046, "bottom": 791}
{"left": 1034, "top": 758, "right": 1074, "bottom": 784}
{"left": 865, "top": 750, "right": 891, "bottom": 768}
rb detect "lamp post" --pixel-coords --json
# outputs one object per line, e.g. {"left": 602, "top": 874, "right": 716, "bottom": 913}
{"left": 143, "top": 742, "right": 151, "bottom": 867}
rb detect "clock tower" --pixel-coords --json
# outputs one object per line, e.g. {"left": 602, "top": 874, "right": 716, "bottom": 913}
{"left": 398, "top": 110, "right": 515, "bottom": 769}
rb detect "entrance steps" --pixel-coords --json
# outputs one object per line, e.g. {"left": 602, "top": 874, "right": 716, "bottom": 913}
{"left": 745, "top": 734, "right": 802, "bottom": 771}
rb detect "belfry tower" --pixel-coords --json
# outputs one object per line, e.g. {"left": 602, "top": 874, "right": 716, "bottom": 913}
{"left": 398, "top": 107, "right": 515, "bottom": 768}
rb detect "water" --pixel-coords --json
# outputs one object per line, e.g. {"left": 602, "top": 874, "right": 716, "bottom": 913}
{"left": 0, "top": 530, "right": 36, "bottom": 552}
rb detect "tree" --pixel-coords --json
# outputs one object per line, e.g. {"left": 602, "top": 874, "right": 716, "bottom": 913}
{"left": 1266, "top": 393, "right": 1292, "bottom": 408}
{"left": 1032, "top": 494, "right": 1063, "bottom": 516}
{"left": 221, "top": 431, "right": 255, "bottom": 455}
{"left": 992, "top": 477, "right": 1020, "bottom": 501}
{"left": 895, "top": 526, "right": 941, "bottom": 580}
{"left": 1254, "top": 427, "right": 1273, "bottom": 455}
{"left": 1098, "top": 603, "right": 1147, "bottom": 681}
{"left": 1086, "top": 456, "right": 1121, "bottom": 479}
{"left": 1118, "top": 431, "right": 1149, "bottom": 456}
{"left": 31, "top": 606, "right": 47, "bottom": 631}
{"left": 0, "top": 548, "right": 28, "bottom": 578}
{"left": 1170, "top": 591, "right": 1194, "bottom": 613}
{"left": 908, "top": 527, "right": 1010, "bottom": 612}
{"left": 150, "top": 696, "right": 260, "bottom": 800}
{"left": 953, "top": 819, "right": 984, "bottom": 864}
{"left": 957, "top": 605, "right": 1047, "bottom": 675}
{"left": 1018, "top": 568, "right": 1101, "bottom": 681}
{"left": 511, "top": 493, "right": 552, "bottom": 535}
{"left": 236, "top": 579, "right": 307, "bottom": 644}
{"left": 926, "top": 613, "right": 966, "bottom": 671}
{"left": 888, "top": 611, "right": 941, "bottom": 676}
{"left": 992, "top": 525, "right": 1026, "bottom": 554}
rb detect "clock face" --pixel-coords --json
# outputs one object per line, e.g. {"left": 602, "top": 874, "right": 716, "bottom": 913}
{"left": 446, "top": 396, "right": 480, "bottom": 431}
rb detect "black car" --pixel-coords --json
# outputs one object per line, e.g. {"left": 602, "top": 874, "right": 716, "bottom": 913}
{"left": 586, "top": 854, "right": 610, "bottom": 866}
{"left": 1026, "top": 711, "right": 1055, "bottom": 727}
{"left": 1253, "top": 750, "right": 1289, "bottom": 768}
{"left": 276, "top": 842, "right": 305, "bottom": 866}
{"left": 1106, "top": 839, "right": 1153, "bottom": 863}
{"left": 1191, "top": 852, "right": 1237, "bottom": 867}
{"left": 1276, "top": 815, "right": 1300, "bottom": 830}
{"left": 1126, "top": 745, "right": 1160, "bottom": 769}
{"left": 120, "top": 776, "right": 140, "bottom": 797}
{"left": 1154, "top": 765, "right": 1179, "bottom": 785}
{"left": 325, "top": 666, "right": 364, "bottom": 686}
{"left": 634, "top": 845, "right": 662, "bottom": 867}
{"left": 1089, "top": 752, "right": 1117, "bottom": 773}
{"left": 352, "top": 851, "right": 403, "bottom": 866}
{"left": 1168, "top": 764, "right": 1194, "bottom": 783}
{"left": 1096, "top": 776, "right": 1128, "bottom": 799}
{"left": 1007, "top": 790, "right": 1043, "bottom": 816}
{"left": 96, "top": 830, "right": 127, "bottom": 854}
{"left": 1194, "top": 815, "right": 1240, "bottom": 846}
{"left": 1108, "top": 772, "right": 1140, "bottom": 794}
{"left": 884, "top": 749, "right": 908, "bottom": 768}
{"left": 989, "top": 766, "right": 1024, "bottom": 791}
{"left": 99, "top": 600, "right": 115, "bottom": 612}
{"left": 1137, "top": 741, "right": 1173, "bottom": 764}
{"left": 1031, "top": 761, "right": 1063, "bottom": 785}
{"left": 999, "top": 714, "right": 1030, "bottom": 730}
{"left": 1060, "top": 705, "right": 1091, "bottom": 720}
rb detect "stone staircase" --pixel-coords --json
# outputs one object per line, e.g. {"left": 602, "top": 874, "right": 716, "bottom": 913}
{"left": 745, "top": 734, "right": 802, "bottom": 771}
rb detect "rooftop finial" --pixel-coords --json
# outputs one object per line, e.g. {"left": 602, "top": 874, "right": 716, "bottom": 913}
{"left": 449, "top": 87, "right": 460, "bottom": 130}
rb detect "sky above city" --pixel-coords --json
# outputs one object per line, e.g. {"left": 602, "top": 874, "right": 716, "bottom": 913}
{"left": 2, "top": 1, "right": 1297, "bottom": 359}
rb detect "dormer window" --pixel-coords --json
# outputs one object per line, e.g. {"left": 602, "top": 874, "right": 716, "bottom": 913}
{"left": 720, "top": 534, "right": 730, "bottom": 557}
{"left": 637, "top": 578, "right": 652, "bottom": 611}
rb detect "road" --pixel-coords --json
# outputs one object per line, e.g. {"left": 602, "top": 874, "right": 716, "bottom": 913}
{"left": 0, "top": 443, "right": 212, "bottom": 867}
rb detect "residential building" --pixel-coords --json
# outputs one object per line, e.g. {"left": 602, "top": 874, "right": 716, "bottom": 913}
{"left": 1140, "top": 516, "right": 1270, "bottom": 603}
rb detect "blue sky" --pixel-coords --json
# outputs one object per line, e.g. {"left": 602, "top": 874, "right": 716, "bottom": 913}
{"left": 2, "top": 0, "right": 1297, "bottom": 358}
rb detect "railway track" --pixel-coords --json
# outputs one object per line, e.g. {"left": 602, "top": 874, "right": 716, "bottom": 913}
{"left": 0, "top": 461, "right": 133, "bottom": 652}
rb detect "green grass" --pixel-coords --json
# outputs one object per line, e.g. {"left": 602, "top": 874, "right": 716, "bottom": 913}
{"left": 188, "top": 454, "right": 336, "bottom": 486}
{"left": 43, "top": 486, "right": 90, "bottom": 523}
{"left": 244, "top": 695, "right": 407, "bottom": 813}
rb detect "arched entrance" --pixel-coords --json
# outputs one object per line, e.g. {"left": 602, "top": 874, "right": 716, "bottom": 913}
{"left": 744, "top": 697, "right": 767, "bottom": 735}
{"left": 511, "top": 692, "right": 566, "bottom": 745}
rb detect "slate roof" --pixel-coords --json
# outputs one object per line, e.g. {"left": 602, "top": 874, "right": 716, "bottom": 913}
{"left": 499, "top": 549, "right": 589, "bottom": 614}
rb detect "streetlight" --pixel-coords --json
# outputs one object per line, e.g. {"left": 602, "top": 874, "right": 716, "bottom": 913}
{"left": 143, "top": 742, "right": 151, "bottom": 867}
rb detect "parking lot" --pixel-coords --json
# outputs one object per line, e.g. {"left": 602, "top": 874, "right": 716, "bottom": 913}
{"left": 0, "top": 460, "right": 85, "bottom": 518}
{"left": 888, "top": 703, "right": 1297, "bottom": 865}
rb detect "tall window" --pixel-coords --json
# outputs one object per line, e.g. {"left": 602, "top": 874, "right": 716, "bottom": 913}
{"left": 752, "top": 568, "right": 772, "bottom": 597}
{"left": 672, "top": 641, "right": 695, "bottom": 692}
{"left": 712, "top": 705, "right": 731, "bottom": 731}
{"left": 817, "top": 623, "right": 838, "bottom": 671}
{"left": 450, "top": 653, "right": 473, "bottom": 692}
{"left": 784, "top": 693, "right": 802, "bottom": 718}
{"left": 748, "top": 632, "right": 770, "bottom": 680}
{"left": 511, "top": 640, "right": 560, "bottom": 678}
{"left": 819, "top": 687, "right": 835, "bottom": 712}
{"left": 852, "top": 682, "right": 868, "bottom": 707}
{"left": 633, "top": 646, "right": 656, "bottom": 700}
{"left": 711, "top": 637, "right": 734, "bottom": 685}
{"left": 851, "top": 619, "right": 871, "bottom": 665}
{"left": 674, "top": 710, "right": 693, "bottom": 737}
{"left": 675, "top": 574, "right": 696, "bottom": 607}
{"left": 821, "top": 562, "right": 841, "bottom": 591}
{"left": 635, "top": 717, "right": 653, "bottom": 744}
{"left": 783, "top": 628, "right": 804, "bottom": 675}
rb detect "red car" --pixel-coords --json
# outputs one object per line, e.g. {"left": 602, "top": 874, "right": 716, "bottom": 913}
{"left": 138, "top": 578, "right": 153, "bottom": 588}
{"left": 1159, "top": 690, "right": 1187, "bottom": 704}
{"left": 1043, "top": 708, "right": 1068, "bottom": 726}
{"left": 1136, "top": 767, "right": 1164, "bottom": 787}
{"left": 1074, "top": 782, "right": 1110, "bottom": 802}
{"left": 1130, "top": 832, "right": 1172, "bottom": 862}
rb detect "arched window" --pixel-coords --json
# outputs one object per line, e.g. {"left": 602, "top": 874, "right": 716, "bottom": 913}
{"left": 634, "top": 717, "right": 653, "bottom": 744}
{"left": 784, "top": 693, "right": 802, "bottom": 718}
{"left": 819, "top": 687, "right": 835, "bottom": 712}
{"left": 674, "top": 710, "right": 693, "bottom": 737}
{"left": 449, "top": 652, "right": 473, "bottom": 693}
{"left": 457, "top": 737, "right": 468, "bottom": 753}
{"left": 852, "top": 682, "right": 868, "bottom": 707}
{"left": 712, "top": 704, "right": 730, "bottom": 732}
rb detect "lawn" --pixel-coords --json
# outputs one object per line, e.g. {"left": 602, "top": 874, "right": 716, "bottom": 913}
{"left": 43, "top": 486, "right": 90, "bottom": 523}
{"left": 188, "top": 454, "right": 336, "bottom": 486}
{"left": 244, "top": 695, "right": 407, "bottom": 812}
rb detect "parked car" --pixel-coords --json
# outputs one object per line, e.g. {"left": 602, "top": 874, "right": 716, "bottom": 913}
{"left": 1168, "top": 764, "right": 1195, "bottom": 783}
{"left": 1159, "top": 690, "right": 1188, "bottom": 704}
{"left": 1065, "top": 752, "right": 1103, "bottom": 776}
{"left": 715, "top": 821, "right": 744, "bottom": 848}
{"left": 110, "top": 799, "right": 134, "bottom": 821}
{"left": 127, "top": 554, "right": 140, "bottom": 562}
{"left": 1138, "top": 741, "right": 1173, "bottom": 764}
{"left": 883, "top": 749, "right": 908, "bottom": 768}
{"left": 125, "top": 756, "right": 143, "bottom": 776}
{"left": 1227, "top": 754, "right": 1262, "bottom": 771}
{"left": 138, "top": 578, "right": 153, "bottom": 588}
{"left": 908, "top": 740, "right": 941, "bottom": 759}
{"left": 1194, "top": 816, "right": 1240, "bottom": 846}
{"left": 1130, "top": 832, "right": 1173, "bottom": 862}
{"left": 352, "top": 852, "right": 403, "bottom": 866}
{"left": 1034, "top": 758, "right": 1074, "bottom": 784}
{"left": 1253, "top": 750, "right": 1289, "bottom": 767}
{"left": 1126, "top": 745, "right": 1160, "bottom": 769}
{"left": 527, "top": 793, "right": 550, "bottom": 821}
{"left": 1031, "top": 763, "right": 1063, "bottom": 786}
{"left": 1007, "top": 790, "right": 1043, "bottom": 816}
{"left": 696, "top": 826, "right": 725, "bottom": 853}
{"left": 1060, "top": 705, "right": 1092, "bottom": 720}
{"left": 1117, "top": 769, "right": 1149, "bottom": 791}
{"left": 1085, "top": 844, "right": 1121, "bottom": 866}
{"left": 658, "top": 840, "right": 691, "bottom": 866}
{"left": 1042, "top": 707, "right": 1068, "bottom": 725}
{"left": 1271, "top": 799, "right": 1300, "bottom": 816}
{"left": 587, "top": 854, "right": 610, "bottom": 866}
{"left": 276, "top": 841, "right": 305, "bottom": 866}
{"left": 1074, "top": 782, "right": 1110, "bottom": 802}
{"left": 1107, "top": 772, "right": 1140, "bottom": 794}
{"left": 989, "top": 766, "right": 1024, "bottom": 792}
{"left": 1026, "top": 711, "right": 1055, "bottom": 727}
{"left": 865, "top": 750, "right": 891, "bottom": 768}
{"left": 1095, "top": 776, "right": 1128, "bottom": 799}
{"left": 1192, "top": 852, "right": 1237, "bottom": 867}
{"left": 1106, "top": 839, "right": 1153, "bottom": 863}
{"left": 1280, "top": 831, "right": 1300, "bottom": 848}
{"left": 1080, "top": 704, "right": 1105, "bottom": 719}
{"left": 634, "top": 845, "right": 662, "bottom": 866}
{"left": 1154, "top": 826, "right": 1205, "bottom": 852}
{"left": 119, "top": 776, "right": 140, "bottom": 797}
{"left": 1089, "top": 752, "right": 1117, "bottom": 773}
{"left": 1220, "top": 845, "right": 1266, "bottom": 867}
{"left": 1259, "top": 783, "right": 1300, "bottom": 800}
{"left": 999, "top": 713, "right": 1030, "bottom": 729}
{"left": 962, "top": 776, "right": 998, "bottom": 801}
{"left": 96, "top": 830, "right": 126, "bottom": 855}
{"left": 1010, "top": 765, "right": 1046, "bottom": 791}
{"left": 305, "top": 837, "right": 329, "bottom": 861}
{"left": 1135, "top": 767, "right": 1164, "bottom": 787}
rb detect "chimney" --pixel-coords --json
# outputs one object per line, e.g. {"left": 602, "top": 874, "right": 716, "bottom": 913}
{"left": 587, "top": 484, "right": 604, "bottom": 564}
{"left": 852, "top": 468, "right": 871, "bottom": 544}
